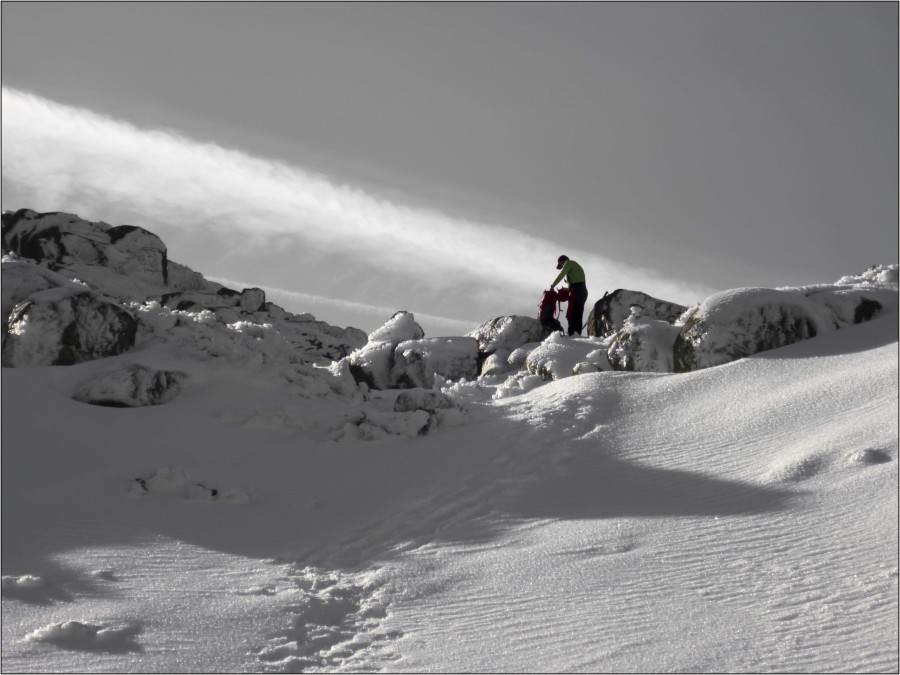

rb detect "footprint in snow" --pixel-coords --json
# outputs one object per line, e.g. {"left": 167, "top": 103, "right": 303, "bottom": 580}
{"left": 256, "top": 566, "right": 401, "bottom": 672}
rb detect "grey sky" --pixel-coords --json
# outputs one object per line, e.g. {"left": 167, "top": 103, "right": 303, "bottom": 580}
{"left": 2, "top": 2, "right": 897, "bottom": 333}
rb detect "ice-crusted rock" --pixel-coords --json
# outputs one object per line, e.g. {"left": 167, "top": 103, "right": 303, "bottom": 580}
{"left": 467, "top": 315, "right": 546, "bottom": 374}
{"left": 587, "top": 289, "right": 688, "bottom": 338}
{"left": 3, "top": 287, "right": 137, "bottom": 367}
{"left": 73, "top": 364, "right": 187, "bottom": 407}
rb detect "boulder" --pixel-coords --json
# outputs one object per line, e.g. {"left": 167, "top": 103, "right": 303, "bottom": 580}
{"left": 674, "top": 286, "right": 889, "bottom": 372}
{"left": 340, "top": 313, "right": 480, "bottom": 390}
{"left": 525, "top": 333, "right": 600, "bottom": 381}
{"left": 391, "top": 337, "right": 479, "bottom": 388}
{"left": 369, "top": 311, "right": 424, "bottom": 343}
{"left": 3, "top": 288, "right": 137, "bottom": 366}
{"left": 240, "top": 287, "right": 266, "bottom": 313}
{"left": 466, "top": 315, "right": 546, "bottom": 374}
{"left": 347, "top": 340, "right": 396, "bottom": 390}
{"left": 2, "top": 209, "right": 169, "bottom": 290}
{"left": 587, "top": 289, "right": 688, "bottom": 338}
{"left": 606, "top": 308, "right": 682, "bottom": 372}
{"left": 394, "top": 389, "right": 457, "bottom": 413}
{"left": 673, "top": 288, "right": 822, "bottom": 372}
{"left": 73, "top": 364, "right": 187, "bottom": 407}
{"left": 343, "top": 312, "right": 425, "bottom": 389}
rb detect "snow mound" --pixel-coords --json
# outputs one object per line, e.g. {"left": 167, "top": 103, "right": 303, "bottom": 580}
{"left": 524, "top": 332, "right": 599, "bottom": 381}
{"left": 674, "top": 280, "right": 897, "bottom": 371}
{"left": 368, "top": 310, "right": 424, "bottom": 343}
{"left": 26, "top": 621, "right": 142, "bottom": 653}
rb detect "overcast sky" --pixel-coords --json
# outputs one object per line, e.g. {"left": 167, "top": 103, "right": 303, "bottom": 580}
{"left": 2, "top": 3, "right": 897, "bottom": 334}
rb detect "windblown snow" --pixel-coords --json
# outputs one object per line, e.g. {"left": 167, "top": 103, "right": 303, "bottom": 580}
{"left": 1, "top": 218, "right": 897, "bottom": 672}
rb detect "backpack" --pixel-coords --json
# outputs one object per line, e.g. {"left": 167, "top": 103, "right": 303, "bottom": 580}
{"left": 538, "top": 289, "right": 564, "bottom": 332}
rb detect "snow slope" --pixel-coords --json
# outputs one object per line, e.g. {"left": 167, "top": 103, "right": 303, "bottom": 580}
{"left": 2, "top": 297, "right": 898, "bottom": 671}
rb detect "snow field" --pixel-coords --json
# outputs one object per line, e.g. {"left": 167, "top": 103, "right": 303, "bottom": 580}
{"left": 2, "top": 306, "right": 897, "bottom": 672}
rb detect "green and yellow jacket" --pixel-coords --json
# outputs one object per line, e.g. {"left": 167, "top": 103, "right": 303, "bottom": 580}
{"left": 551, "top": 259, "right": 585, "bottom": 289}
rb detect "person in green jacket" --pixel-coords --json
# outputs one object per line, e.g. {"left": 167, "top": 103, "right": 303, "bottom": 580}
{"left": 551, "top": 255, "right": 588, "bottom": 335}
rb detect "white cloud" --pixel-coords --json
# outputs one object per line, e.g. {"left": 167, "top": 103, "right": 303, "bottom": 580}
{"left": 1, "top": 87, "right": 716, "bottom": 333}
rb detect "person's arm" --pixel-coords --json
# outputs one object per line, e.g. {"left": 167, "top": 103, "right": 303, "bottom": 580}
{"left": 551, "top": 261, "right": 572, "bottom": 289}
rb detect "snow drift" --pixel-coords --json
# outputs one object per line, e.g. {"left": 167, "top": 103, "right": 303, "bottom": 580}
{"left": 2, "top": 208, "right": 897, "bottom": 673}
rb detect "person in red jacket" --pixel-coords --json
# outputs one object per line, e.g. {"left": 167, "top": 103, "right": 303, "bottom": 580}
{"left": 551, "top": 255, "right": 588, "bottom": 335}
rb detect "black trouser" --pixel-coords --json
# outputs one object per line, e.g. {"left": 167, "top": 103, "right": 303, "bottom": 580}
{"left": 568, "top": 282, "right": 588, "bottom": 335}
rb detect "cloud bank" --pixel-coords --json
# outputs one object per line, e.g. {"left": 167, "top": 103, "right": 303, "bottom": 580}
{"left": 1, "top": 87, "right": 715, "bottom": 334}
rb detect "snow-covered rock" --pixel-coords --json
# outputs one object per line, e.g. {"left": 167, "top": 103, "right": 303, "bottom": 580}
{"left": 607, "top": 307, "right": 682, "bottom": 372}
{"left": 344, "top": 313, "right": 477, "bottom": 390}
{"left": 73, "top": 363, "right": 188, "bottom": 407}
{"left": 524, "top": 333, "right": 600, "bottom": 381}
{"left": 391, "top": 337, "right": 479, "bottom": 389}
{"left": 674, "top": 279, "right": 896, "bottom": 372}
{"left": 347, "top": 340, "right": 398, "bottom": 390}
{"left": 587, "top": 289, "right": 688, "bottom": 338}
{"left": 1, "top": 210, "right": 368, "bottom": 368}
{"left": 368, "top": 311, "right": 424, "bottom": 344}
{"left": 2, "top": 209, "right": 169, "bottom": 292}
{"left": 466, "top": 316, "right": 547, "bottom": 373}
{"left": 3, "top": 287, "right": 138, "bottom": 367}
{"left": 345, "top": 312, "right": 429, "bottom": 390}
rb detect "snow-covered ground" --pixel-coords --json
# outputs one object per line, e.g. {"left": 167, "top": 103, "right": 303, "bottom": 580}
{"left": 2, "top": 254, "right": 898, "bottom": 671}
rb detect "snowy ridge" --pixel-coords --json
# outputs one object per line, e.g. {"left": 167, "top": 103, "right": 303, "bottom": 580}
{"left": 1, "top": 208, "right": 897, "bottom": 672}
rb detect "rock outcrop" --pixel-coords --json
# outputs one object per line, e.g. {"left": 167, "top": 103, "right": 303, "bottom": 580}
{"left": 342, "top": 312, "right": 478, "bottom": 389}
{"left": 73, "top": 364, "right": 187, "bottom": 407}
{"left": 2, "top": 209, "right": 169, "bottom": 291}
{"left": 673, "top": 286, "right": 888, "bottom": 372}
{"left": 1, "top": 210, "right": 367, "bottom": 366}
{"left": 587, "top": 289, "right": 688, "bottom": 338}
{"left": 4, "top": 287, "right": 137, "bottom": 367}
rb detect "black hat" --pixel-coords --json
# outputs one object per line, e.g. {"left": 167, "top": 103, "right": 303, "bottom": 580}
{"left": 556, "top": 255, "right": 569, "bottom": 270}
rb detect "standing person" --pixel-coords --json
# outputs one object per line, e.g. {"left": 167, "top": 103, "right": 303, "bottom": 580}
{"left": 551, "top": 255, "right": 588, "bottom": 335}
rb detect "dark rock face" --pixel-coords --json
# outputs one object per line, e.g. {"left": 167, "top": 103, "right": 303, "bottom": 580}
{"left": 587, "top": 289, "right": 688, "bottom": 338}
{"left": 854, "top": 298, "right": 883, "bottom": 324}
{"left": 73, "top": 364, "right": 187, "bottom": 407}
{"left": 3, "top": 290, "right": 137, "bottom": 367}
{"left": 2, "top": 209, "right": 169, "bottom": 288}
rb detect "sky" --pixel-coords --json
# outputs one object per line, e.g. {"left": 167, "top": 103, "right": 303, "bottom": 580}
{"left": 2, "top": 2, "right": 897, "bottom": 334}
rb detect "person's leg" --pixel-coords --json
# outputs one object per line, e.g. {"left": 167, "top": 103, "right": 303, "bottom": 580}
{"left": 569, "top": 285, "right": 588, "bottom": 335}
